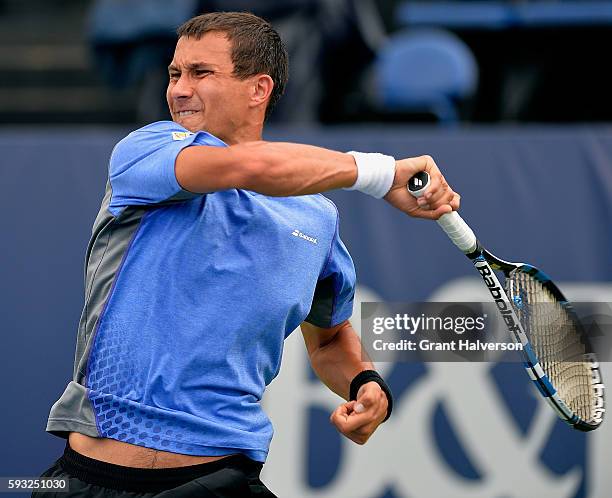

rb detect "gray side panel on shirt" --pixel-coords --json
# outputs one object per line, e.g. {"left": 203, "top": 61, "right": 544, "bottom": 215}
{"left": 48, "top": 181, "right": 147, "bottom": 436}
{"left": 48, "top": 183, "right": 199, "bottom": 437}
{"left": 46, "top": 381, "right": 99, "bottom": 437}
{"left": 73, "top": 181, "right": 147, "bottom": 383}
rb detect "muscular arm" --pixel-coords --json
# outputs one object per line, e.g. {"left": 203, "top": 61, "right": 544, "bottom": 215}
{"left": 301, "top": 320, "right": 388, "bottom": 444}
{"left": 175, "top": 141, "right": 357, "bottom": 196}
{"left": 176, "top": 141, "right": 460, "bottom": 220}
{"left": 301, "top": 320, "right": 371, "bottom": 400}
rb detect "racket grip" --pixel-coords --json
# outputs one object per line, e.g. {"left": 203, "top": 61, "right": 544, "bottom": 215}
{"left": 407, "top": 171, "right": 477, "bottom": 254}
{"left": 436, "top": 212, "right": 478, "bottom": 254}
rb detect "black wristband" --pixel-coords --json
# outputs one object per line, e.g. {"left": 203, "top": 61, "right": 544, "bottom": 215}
{"left": 349, "top": 370, "right": 393, "bottom": 422}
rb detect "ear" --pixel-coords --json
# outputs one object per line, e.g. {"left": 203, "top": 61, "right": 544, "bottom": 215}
{"left": 250, "top": 74, "right": 274, "bottom": 109}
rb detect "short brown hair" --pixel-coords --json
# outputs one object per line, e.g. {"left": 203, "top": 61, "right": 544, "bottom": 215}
{"left": 177, "top": 12, "right": 288, "bottom": 119}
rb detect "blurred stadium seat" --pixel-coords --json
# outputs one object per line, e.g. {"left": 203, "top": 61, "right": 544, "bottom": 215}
{"left": 373, "top": 28, "right": 478, "bottom": 123}
{"left": 89, "top": 0, "right": 196, "bottom": 43}
{"left": 396, "top": 1, "right": 612, "bottom": 29}
{"left": 88, "top": 0, "right": 197, "bottom": 122}
{"left": 1, "top": 0, "right": 611, "bottom": 124}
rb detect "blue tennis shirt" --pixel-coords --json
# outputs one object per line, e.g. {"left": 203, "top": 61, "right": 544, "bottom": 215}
{"left": 46, "top": 121, "right": 356, "bottom": 462}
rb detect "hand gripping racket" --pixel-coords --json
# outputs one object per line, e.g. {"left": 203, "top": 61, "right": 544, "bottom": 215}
{"left": 408, "top": 171, "right": 605, "bottom": 431}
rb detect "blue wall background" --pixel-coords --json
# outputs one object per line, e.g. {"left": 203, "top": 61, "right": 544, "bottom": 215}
{"left": 0, "top": 125, "right": 611, "bottom": 497}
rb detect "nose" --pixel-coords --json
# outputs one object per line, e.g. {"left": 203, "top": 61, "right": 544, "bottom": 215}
{"left": 170, "top": 74, "right": 193, "bottom": 100}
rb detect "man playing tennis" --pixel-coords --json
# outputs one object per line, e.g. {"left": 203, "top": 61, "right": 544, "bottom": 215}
{"left": 37, "top": 11, "right": 459, "bottom": 498}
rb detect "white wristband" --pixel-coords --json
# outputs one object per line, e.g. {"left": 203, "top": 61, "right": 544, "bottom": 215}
{"left": 345, "top": 151, "right": 396, "bottom": 199}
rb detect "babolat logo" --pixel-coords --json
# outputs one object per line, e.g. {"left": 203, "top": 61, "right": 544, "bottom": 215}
{"left": 585, "top": 353, "right": 606, "bottom": 424}
{"left": 476, "top": 262, "right": 522, "bottom": 338}
{"left": 292, "top": 229, "right": 317, "bottom": 244}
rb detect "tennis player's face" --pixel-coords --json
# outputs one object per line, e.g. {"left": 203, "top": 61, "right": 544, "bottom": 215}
{"left": 167, "top": 33, "right": 254, "bottom": 141}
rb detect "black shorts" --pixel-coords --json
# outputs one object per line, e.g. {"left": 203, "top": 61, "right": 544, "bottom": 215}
{"left": 32, "top": 444, "right": 277, "bottom": 497}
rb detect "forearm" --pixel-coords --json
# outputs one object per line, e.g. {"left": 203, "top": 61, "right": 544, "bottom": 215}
{"left": 177, "top": 141, "right": 458, "bottom": 219}
{"left": 308, "top": 322, "right": 374, "bottom": 401}
{"left": 242, "top": 141, "right": 360, "bottom": 196}
{"left": 176, "top": 140, "right": 358, "bottom": 196}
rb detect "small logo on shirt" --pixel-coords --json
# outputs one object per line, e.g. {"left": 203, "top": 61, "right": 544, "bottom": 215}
{"left": 292, "top": 229, "right": 318, "bottom": 244}
{"left": 172, "top": 131, "right": 194, "bottom": 141}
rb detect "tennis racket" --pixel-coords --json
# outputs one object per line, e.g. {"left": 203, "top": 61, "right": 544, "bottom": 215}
{"left": 408, "top": 171, "right": 605, "bottom": 431}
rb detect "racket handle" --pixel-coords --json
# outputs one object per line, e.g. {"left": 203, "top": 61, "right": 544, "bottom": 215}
{"left": 407, "top": 171, "right": 478, "bottom": 254}
{"left": 436, "top": 212, "right": 478, "bottom": 253}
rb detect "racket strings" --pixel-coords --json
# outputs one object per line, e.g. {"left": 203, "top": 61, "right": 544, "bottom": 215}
{"left": 507, "top": 271, "right": 594, "bottom": 422}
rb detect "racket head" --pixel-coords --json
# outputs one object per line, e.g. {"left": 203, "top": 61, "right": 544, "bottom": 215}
{"left": 500, "top": 260, "right": 605, "bottom": 431}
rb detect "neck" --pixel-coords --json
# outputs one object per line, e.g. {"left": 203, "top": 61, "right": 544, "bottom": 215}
{"left": 221, "top": 111, "right": 266, "bottom": 144}
{"left": 223, "top": 125, "right": 263, "bottom": 145}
